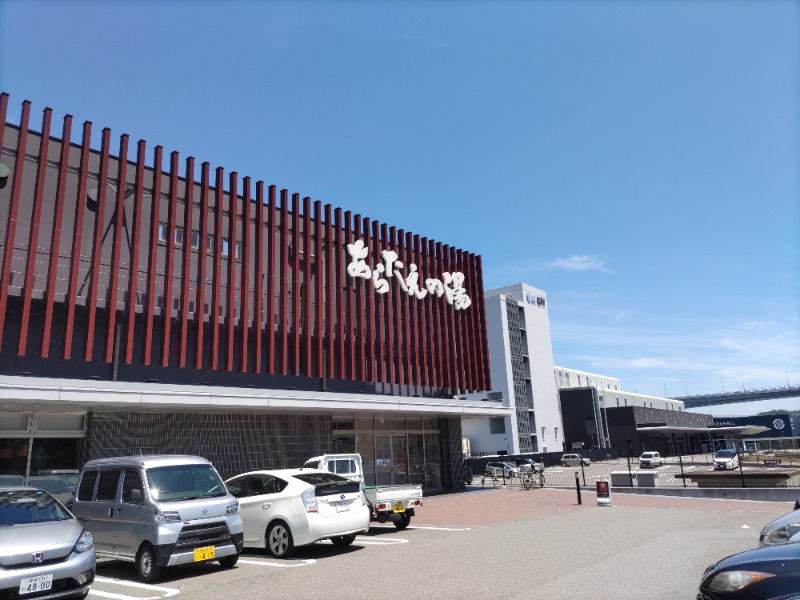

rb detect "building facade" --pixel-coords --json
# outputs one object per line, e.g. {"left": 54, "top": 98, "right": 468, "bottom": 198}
{"left": 0, "top": 93, "right": 509, "bottom": 490}
{"left": 712, "top": 414, "right": 800, "bottom": 450}
{"left": 555, "top": 367, "right": 685, "bottom": 412}
{"left": 462, "top": 283, "right": 563, "bottom": 455}
{"left": 559, "top": 387, "right": 710, "bottom": 455}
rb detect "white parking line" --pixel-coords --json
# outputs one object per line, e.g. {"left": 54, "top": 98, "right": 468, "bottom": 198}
{"left": 238, "top": 558, "right": 317, "bottom": 568}
{"left": 90, "top": 576, "right": 179, "bottom": 599}
{"left": 409, "top": 526, "right": 471, "bottom": 531}
{"left": 356, "top": 537, "right": 409, "bottom": 545}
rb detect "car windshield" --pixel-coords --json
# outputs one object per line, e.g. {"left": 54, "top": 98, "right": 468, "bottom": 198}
{"left": 145, "top": 464, "right": 227, "bottom": 502}
{"left": 641, "top": 453, "right": 655, "bottom": 459}
{"left": 0, "top": 490, "right": 72, "bottom": 526}
{"left": 715, "top": 450, "right": 735, "bottom": 458}
{"left": 28, "top": 477, "right": 71, "bottom": 494}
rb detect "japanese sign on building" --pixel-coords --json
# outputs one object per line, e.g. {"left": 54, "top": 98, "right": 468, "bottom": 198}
{"left": 346, "top": 239, "right": 472, "bottom": 310}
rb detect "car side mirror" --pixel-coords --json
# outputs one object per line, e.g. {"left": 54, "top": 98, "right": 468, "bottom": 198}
{"left": 130, "top": 489, "right": 143, "bottom": 504}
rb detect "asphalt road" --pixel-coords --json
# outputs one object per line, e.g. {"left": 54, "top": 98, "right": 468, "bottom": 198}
{"left": 88, "top": 487, "right": 792, "bottom": 600}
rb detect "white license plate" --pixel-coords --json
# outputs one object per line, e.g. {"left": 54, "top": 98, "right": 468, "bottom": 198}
{"left": 19, "top": 574, "right": 53, "bottom": 595}
{"left": 335, "top": 501, "right": 350, "bottom": 513}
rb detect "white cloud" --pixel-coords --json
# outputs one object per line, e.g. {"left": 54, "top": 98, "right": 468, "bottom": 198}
{"left": 546, "top": 255, "right": 609, "bottom": 272}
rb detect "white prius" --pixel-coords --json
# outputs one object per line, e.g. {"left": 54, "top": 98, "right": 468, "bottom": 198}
{"left": 225, "top": 468, "right": 370, "bottom": 558}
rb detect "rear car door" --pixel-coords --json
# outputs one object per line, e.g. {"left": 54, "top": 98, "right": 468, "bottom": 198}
{"left": 88, "top": 469, "right": 123, "bottom": 554}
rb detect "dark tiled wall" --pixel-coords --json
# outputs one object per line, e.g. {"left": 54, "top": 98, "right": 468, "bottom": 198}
{"left": 79, "top": 411, "right": 333, "bottom": 479}
{"left": 442, "top": 417, "right": 464, "bottom": 490}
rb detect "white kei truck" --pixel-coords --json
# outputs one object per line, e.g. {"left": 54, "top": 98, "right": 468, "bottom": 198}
{"left": 303, "top": 453, "right": 423, "bottom": 530}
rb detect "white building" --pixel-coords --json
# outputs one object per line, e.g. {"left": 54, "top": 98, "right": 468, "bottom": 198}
{"left": 463, "top": 284, "right": 564, "bottom": 455}
{"left": 554, "top": 367, "right": 685, "bottom": 412}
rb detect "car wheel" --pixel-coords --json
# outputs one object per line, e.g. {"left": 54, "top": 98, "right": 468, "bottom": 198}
{"left": 218, "top": 554, "right": 239, "bottom": 569}
{"left": 330, "top": 534, "right": 357, "bottom": 547}
{"left": 136, "top": 544, "right": 162, "bottom": 583}
{"left": 561, "top": 462, "right": 567, "bottom": 467}
{"left": 393, "top": 513, "right": 411, "bottom": 530}
{"left": 266, "top": 521, "right": 295, "bottom": 558}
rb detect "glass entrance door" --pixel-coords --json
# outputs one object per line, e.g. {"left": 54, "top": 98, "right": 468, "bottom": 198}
{"left": 374, "top": 435, "right": 411, "bottom": 486}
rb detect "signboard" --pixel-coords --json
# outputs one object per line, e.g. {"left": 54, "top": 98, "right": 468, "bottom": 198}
{"left": 346, "top": 239, "right": 472, "bottom": 310}
{"left": 596, "top": 479, "right": 612, "bottom": 507}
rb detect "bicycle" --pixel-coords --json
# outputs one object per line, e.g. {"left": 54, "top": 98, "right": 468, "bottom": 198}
{"left": 520, "top": 467, "right": 545, "bottom": 490}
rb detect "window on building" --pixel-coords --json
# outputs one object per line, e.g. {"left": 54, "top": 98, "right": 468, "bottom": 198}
{"left": 158, "top": 223, "right": 169, "bottom": 244}
{"left": 191, "top": 231, "right": 200, "bottom": 251}
{"left": 174, "top": 227, "right": 184, "bottom": 248}
{"left": 489, "top": 418, "right": 505, "bottom": 434}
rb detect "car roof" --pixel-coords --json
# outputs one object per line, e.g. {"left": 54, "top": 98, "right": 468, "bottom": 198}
{"left": 226, "top": 468, "right": 331, "bottom": 480}
{"left": 83, "top": 455, "right": 213, "bottom": 469}
{"left": 38, "top": 469, "right": 79, "bottom": 474}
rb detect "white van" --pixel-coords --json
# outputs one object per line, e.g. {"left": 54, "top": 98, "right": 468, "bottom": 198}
{"left": 71, "top": 455, "right": 243, "bottom": 582}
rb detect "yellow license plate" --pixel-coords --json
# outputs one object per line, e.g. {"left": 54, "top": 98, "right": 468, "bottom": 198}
{"left": 194, "top": 546, "right": 215, "bottom": 562}
{"left": 392, "top": 502, "right": 405, "bottom": 514}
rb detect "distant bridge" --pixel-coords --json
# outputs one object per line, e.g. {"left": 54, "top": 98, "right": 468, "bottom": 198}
{"left": 674, "top": 385, "right": 800, "bottom": 409}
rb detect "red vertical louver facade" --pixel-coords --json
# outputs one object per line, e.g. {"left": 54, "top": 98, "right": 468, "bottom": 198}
{"left": 0, "top": 94, "right": 491, "bottom": 395}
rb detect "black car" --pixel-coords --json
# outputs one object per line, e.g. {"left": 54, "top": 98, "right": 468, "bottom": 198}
{"left": 697, "top": 541, "right": 800, "bottom": 599}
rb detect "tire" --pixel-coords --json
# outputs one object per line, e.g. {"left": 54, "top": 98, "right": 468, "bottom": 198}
{"left": 266, "top": 522, "right": 295, "bottom": 558}
{"left": 330, "top": 534, "right": 357, "bottom": 547}
{"left": 539, "top": 474, "right": 545, "bottom": 488}
{"left": 218, "top": 554, "right": 239, "bottom": 569}
{"left": 522, "top": 476, "right": 532, "bottom": 490}
{"left": 561, "top": 462, "right": 567, "bottom": 467}
{"left": 136, "top": 544, "right": 162, "bottom": 583}
{"left": 393, "top": 513, "right": 411, "bottom": 530}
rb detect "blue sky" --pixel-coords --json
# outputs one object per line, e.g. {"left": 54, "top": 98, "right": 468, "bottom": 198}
{"left": 1, "top": 0, "right": 797, "bottom": 416}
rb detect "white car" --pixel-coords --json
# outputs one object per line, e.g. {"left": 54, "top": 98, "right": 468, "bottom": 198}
{"left": 225, "top": 469, "right": 369, "bottom": 558}
{"left": 713, "top": 449, "right": 740, "bottom": 470}
{"left": 639, "top": 452, "right": 663, "bottom": 468}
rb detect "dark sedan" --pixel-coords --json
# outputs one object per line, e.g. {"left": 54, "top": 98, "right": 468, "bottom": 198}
{"left": 697, "top": 541, "right": 800, "bottom": 599}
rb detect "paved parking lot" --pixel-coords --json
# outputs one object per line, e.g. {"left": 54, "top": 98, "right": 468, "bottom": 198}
{"left": 475, "top": 455, "right": 800, "bottom": 489}
{"left": 87, "top": 487, "right": 793, "bottom": 600}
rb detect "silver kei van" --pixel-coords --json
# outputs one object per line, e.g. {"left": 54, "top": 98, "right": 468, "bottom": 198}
{"left": 70, "top": 455, "right": 243, "bottom": 582}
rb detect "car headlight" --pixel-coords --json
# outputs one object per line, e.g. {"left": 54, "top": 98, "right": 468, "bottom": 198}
{"left": 74, "top": 529, "right": 94, "bottom": 553}
{"left": 760, "top": 521, "right": 800, "bottom": 545}
{"left": 154, "top": 509, "right": 182, "bottom": 523}
{"left": 707, "top": 571, "right": 774, "bottom": 592}
{"left": 226, "top": 501, "right": 239, "bottom": 515}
